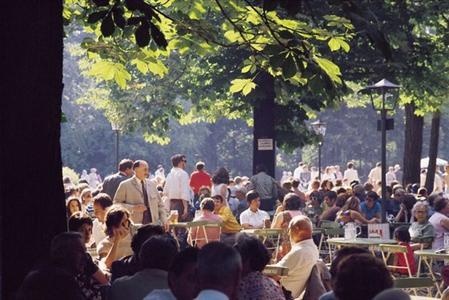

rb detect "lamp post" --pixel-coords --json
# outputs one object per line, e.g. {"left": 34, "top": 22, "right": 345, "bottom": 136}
{"left": 311, "top": 120, "right": 327, "bottom": 181}
{"left": 359, "top": 79, "right": 400, "bottom": 223}
{"left": 111, "top": 121, "right": 121, "bottom": 171}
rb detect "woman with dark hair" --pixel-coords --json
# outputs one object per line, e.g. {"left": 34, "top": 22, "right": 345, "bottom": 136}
{"left": 394, "top": 193, "right": 417, "bottom": 223}
{"left": 336, "top": 196, "right": 378, "bottom": 225}
{"left": 332, "top": 254, "right": 393, "bottom": 300}
{"left": 211, "top": 167, "right": 230, "bottom": 204}
{"left": 97, "top": 206, "right": 134, "bottom": 269}
{"left": 67, "top": 197, "right": 82, "bottom": 218}
{"left": 271, "top": 193, "right": 304, "bottom": 258}
{"left": 234, "top": 234, "right": 285, "bottom": 300}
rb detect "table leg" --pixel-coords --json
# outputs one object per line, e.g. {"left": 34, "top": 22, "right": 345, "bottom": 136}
{"left": 422, "top": 257, "right": 443, "bottom": 297}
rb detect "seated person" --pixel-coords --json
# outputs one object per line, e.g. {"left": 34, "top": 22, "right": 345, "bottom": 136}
{"left": 68, "top": 212, "right": 109, "bottom": 298}
{"left": 336, "top": 196, "right": 378, "bottom": 225}
{"left": 305, "top": 191, "right": 324, "bottom": 225}
{"left": 97, "top": 206, "right": 134, "bottom": 270}
{"left": 429, "top": 197, "right": 449, "bottom": 250}
{"left": 110, "top": 236, "right": 178, "bottom": 300}
{"left": 394, "top": 194, "right": 417, "bottom": 223}
{"left": 275, "top": 216, "right": 319, "bottom": 299}
{"left": 409, "top": 201, "right": 434, "bottom": 249}
{"left": 16, "top": 233, "right": 87, "bottom": 300}
{"left": 234, "top": 234, "right": 285, "bottom": 300}
{"left": 92, "top": 193, "right": 113, "bottom": 247}
{"left": 111, "top": 224, "right": 164, "bottom": 282}
{"left": 331, "top": 253, "right": 393, "bottom": 300}
{"left": 360, "top": 191, "right": 382, "bottom": 221}
{"left": 392, "top": 226, "right": 416, "bottom": 275}
{"left": 240, "top": 190, "right": 270, "bottom": 229}
{"left": 319, "top": 191, "right": 344, "bottom": 225}
{"left": 143, "top": 247, "right": 199, "bottom": 300}
{"left": 212, "top": 195, "right": 241, "bottom": 245}
{"left": 188, "top": 198, "right": 223, "bottom": 248}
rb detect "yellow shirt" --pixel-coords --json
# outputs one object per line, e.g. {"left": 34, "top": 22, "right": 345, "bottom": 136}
{"left": 217, "top": 206, "right": 241, "bottom": 233}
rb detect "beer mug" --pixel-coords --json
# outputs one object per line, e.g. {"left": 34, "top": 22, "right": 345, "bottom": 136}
{"left": 170, "top": 210, "right": 179, "bottom": 224}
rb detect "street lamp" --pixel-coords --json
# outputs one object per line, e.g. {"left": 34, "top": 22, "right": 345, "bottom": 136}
{"left": 111, "top": 121, "right": 121, "bottom": 171}
{"left": 359, "top": 79, "right": 400, "bottom": 223}
{"left": 311, "top": 120, "right": 327, "bottom": 181}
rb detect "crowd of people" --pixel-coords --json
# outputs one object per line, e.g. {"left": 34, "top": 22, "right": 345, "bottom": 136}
{"left": 16, "top": 155, "right": 449, "bottom": 300}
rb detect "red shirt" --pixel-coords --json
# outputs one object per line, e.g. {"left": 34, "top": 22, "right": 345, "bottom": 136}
{"left": 395, "top": 242, "right": 416, "bottom": 275}
{"left": 189, "top": 171, "right": 212, "bottom": 194}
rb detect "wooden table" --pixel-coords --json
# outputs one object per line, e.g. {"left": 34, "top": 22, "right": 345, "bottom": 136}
{"left": 415, "top": 249, "right": 449, "bottom": 297}
{"left": 410, "top": 296, "right": 439, "bottom": 300}
{"left": 242, "top": 228, "right": 283, "bottom": 262}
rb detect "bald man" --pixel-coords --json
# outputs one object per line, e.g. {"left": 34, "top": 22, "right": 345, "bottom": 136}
{"left": 275, "top": 215, "right": 319, "bottom": 298}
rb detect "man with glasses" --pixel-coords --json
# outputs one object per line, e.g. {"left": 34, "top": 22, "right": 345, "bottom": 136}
{"left": 164, "top": 154, "right": 192, "bottom": 221}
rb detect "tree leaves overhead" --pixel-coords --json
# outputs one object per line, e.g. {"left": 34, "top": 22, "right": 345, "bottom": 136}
{"left": 87, "top": 10, "right": 107, "bottom": 24}
{"left": 100, "top": 13, "right": 115, "bottom": 37}
{"left": 135, "top": 21, "right": 150, "bottom": 47}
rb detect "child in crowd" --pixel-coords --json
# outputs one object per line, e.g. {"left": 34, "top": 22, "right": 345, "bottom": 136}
{"left": 393, "top": 226, "right": 416, "bottom": 275}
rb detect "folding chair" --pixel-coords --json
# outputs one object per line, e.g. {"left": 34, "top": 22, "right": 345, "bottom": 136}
{"left": 252, "top": 228, "right": 283, "bottom": 262}
{"left": 186, "top": 220, "right": 222, "bottom": 248}
{"left": 393, "top": 277, "right": 434, "bottom": 297}
{"left": 379, "top": 244, "right": 414, "bottom": 278}
{"left": 318, "top": 221, "right": 344, "bottom": 262}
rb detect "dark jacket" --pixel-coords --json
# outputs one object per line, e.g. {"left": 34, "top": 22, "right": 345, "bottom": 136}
{"left": 101, "top": 172, "right": 129, "bottom": 199}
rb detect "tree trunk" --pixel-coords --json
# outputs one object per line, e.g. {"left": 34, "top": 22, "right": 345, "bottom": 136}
{"left": 252, "top": 71, "right": 276, "bottom": 177}
{"left": 425, "top": 111, "right": 441, "bottom": 193}
{"left": 1, "top": 2, "right": 66, "bottom": 298}
{"left": 402, "top": 102, "right": 424, "bottom": 186}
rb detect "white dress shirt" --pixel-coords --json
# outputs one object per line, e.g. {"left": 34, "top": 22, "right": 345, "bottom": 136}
{"left": 239, "top": 208, "right": 269, "bottom": 229}
{"left": 276, "top": 238, "right": 319, "bottom": 298}
{"left": 343, "top": 168, "right": 359, "bottom": 184}
{"left": 164, "top": 167, "right": 191, "bottom": 203}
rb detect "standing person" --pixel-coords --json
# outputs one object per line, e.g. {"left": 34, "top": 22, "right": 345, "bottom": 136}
{"left": 394, "top": 164, "right": 403, "bottom": 184}
{"left": 368, "top": 163, "right": 382, "bottom": 186}
{"left": 189, "top": 161, "right": 212, "bottom": 207}
{"left": 293, "top": 162, "right": 304, "bottom": 180}
{"left": 114, "top": 160, "right": 168, "bottom": 226}
{"left": 343, "top": 162, "right": 359, "bottom": 186}
{"left": 335, "top": 165, "right": 343, "bottom": 180}
{"left": 249, "top": 164, "right": 278, "bottom": 212}
{"left": 154, "top": 164, "right": 165, "bottom": 181}
{"left": 102, "top": 159, "right": 134, "bottom": 199}
{"left": 299, "top": 164, "right": 311, "bottom": 190}
{"left": 211, "top": 167, "right": 231, "bottom": 204}
{"left": 275, "top": 216, "right": 319, "bottom": 299}
{"left": 386, "top": 166, "right": 397, "bottom": 187}
{"left": 88, "top": 168, "right": 101, "bottom": 189}
{"left": 164, "top": 154, "right": 191, "bottom": 221}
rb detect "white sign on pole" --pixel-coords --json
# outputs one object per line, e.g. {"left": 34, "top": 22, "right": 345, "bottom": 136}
{"left": 258, "top": 139, "right": 273, "bottom": 151}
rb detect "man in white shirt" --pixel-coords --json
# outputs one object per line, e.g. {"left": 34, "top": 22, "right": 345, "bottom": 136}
{"left": 343, "top": 161, "right": 359, "bottom": 186}
{"left": 275, "top": 215, "right": 319, "bottom": 298}
{"left": 239, "top": 190, "right": 270, "bottom": 229}
{"left": 194, "top": 242, "right": 242, "bottom": 300}
{"left": 293, "top": 162, "right": 304, "bottom": 180}
{"left": 386, "top": 166, "right": 397, "bottom": 186}
{"left": 164, "top": 154, "right": 191, "bottom": 221}
{"left": 368, "top": 162, "right": 382, "bottom": 185}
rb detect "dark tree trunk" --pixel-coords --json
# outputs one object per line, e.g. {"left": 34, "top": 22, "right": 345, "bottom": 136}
{"left": 403, "top": 102, "right": 424, "bottom": 186}
{"left": 425, "top": 111, "right": 441, "bottom": 193}
{"left": 1, "top": 2, "right": 66, "bottom": 298}
{"left": 252, "top": 71, "right": 276, "bottom": 178}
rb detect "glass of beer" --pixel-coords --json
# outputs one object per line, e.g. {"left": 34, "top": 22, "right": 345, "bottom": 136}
{"left": 170, "top": 210, "right": 179, "bottom": 224}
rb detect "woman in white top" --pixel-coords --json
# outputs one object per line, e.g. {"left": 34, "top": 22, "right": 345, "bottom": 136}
{"left": 97, "top": 205, "right": 134, "bottom": 269}
{"left": 428, "top": 197, "right": 449, "bottom": 250}
{"left": 211, "top": 167, "right": 230, "bottom": 205}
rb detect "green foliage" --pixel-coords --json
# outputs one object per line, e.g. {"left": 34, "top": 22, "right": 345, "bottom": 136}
{"left": 62, "top": 166, "right": 80, "bottom": 184}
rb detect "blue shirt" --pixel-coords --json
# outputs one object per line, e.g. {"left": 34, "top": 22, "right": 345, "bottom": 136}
{"left": 360, "top": 201, "right": 381, "bottom": 219}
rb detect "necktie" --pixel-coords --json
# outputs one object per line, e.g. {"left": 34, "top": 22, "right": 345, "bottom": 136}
{"left": 141, "top": 180, "right": 152, "bottom": 223}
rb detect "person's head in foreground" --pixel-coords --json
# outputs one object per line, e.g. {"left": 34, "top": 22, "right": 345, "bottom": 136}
{"left": 139, "top": 235, "right": 178, "bottom": 271}
{"left": 333, "top": 253, "right": 393, "bottom": 300}
{"left": 288, "top": 215, "right": 313, "bottom": 243}
{"left": 168, "top": 247, "right": 199, "bottom": 300}
{"left": 234, "top": 233, "right": 270, "bottom": 277}
{"left": 196, "top": 242, "right": 242, "bottom": 298}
